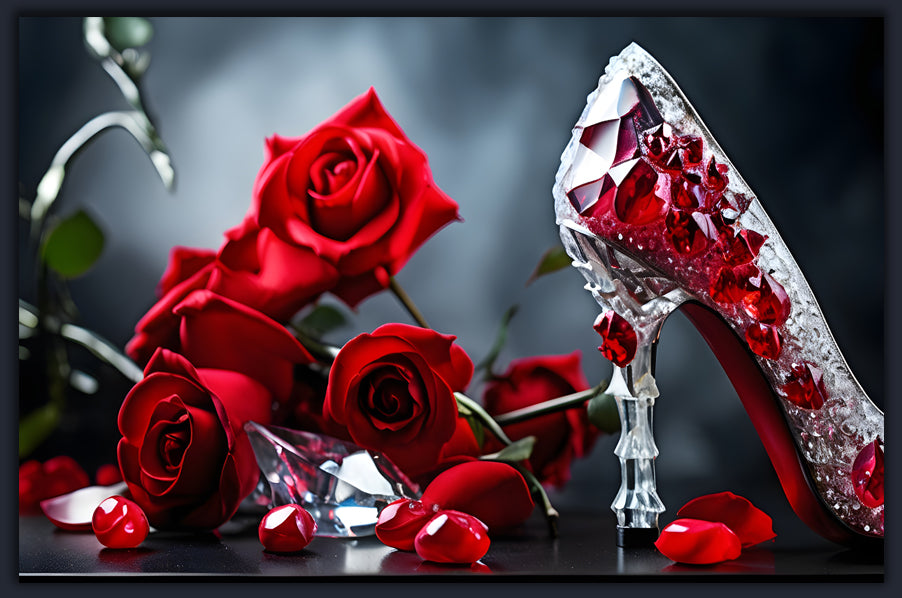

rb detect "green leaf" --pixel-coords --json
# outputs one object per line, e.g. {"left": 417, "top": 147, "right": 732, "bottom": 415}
{"left": 41, "top": 210, "right": 105, "bottom": 279}
{"left": 19, "top": 404, "right": 62, "bottom": 458}
{"left": 103, "top": 17, "right": 154, "bottom": 51}
{"left": 526, "top": 246, "right": 572, "bottom": 286}
{"left": 481, "top": 436, "right": 535, "bottom": 463}
{"left": 463, "top": 414, "right": 485, "bottom": 449}
{"left": 296, "top": 304, "right": 349, "bottom": 339}
{"left": 474, "top": 305, "right": 518, "bottom": 378}
{"left": 587, "top": 392, "right": 621, "bottom": 434}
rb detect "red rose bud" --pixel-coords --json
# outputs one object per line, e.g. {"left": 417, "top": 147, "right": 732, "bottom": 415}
{"left": 414, "top": 510, "right": 491, "bottom": 564}
{"left": 654, "top": 518, "right": 742, "bottom": 565}
{"left": 376, "top": 498, "right": 439, "bottom": 551}
{"left": 92, "top": 495, "right": 150, "bottom": 549}
{"left": 677, "top": 491, "right": 776, "bottom": 547}
{"left": 420, "top": 461, "right": 534, "bottom": 531}
{"left": 258, "top": 504, "right": 317, "bottom": 553}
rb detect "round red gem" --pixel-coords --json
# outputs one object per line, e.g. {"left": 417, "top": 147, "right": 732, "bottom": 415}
{"left": 741, "top": 273, "right": 790, "bottom": 326}
{"left": 414, "top": 510, "right": 491, "bottom": 564}
{"left": 376, "top": 498, "right": 438, "bottom": 552}
{"left": 92, "top": 495, "right": 150, "bottom": 549}
{"left": 613, "top": 159, "right": 664, "bottom": 225}
{"left": 665, "top": 210, "right": 708, "bottom": 255}
{"left": 593, "top": 311, "right": 638, "bottom": 367}
{"left": 851, "top": 440, "right": 884, "bottom": 508}
{"left": 258, "top": 504, "right": 317, "bottom": 553}
{"left": 744, "top": 323, "right": 781, "bottom": 359}
{"left": 780, "top": 363, "right": 827, "bottom": 410}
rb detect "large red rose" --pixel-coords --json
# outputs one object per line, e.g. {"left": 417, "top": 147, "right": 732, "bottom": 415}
{"left": 126, "top": 224, "right": 337, "bottom": 365}
{"left": 322, "top": 323, "right": 476, "bottom": 480}
{"left": 482, "top": 351, "right": 599, "bottom": 487}
{"left": 250, "top": 87, "right": 460, "bottom": 307}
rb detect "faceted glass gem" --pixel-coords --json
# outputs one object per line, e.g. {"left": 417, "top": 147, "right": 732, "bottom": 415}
{"left": 780, "top": 363, "right": 827, "bottom": 410}
{"left": 567, "top": 174, "right": 616, "bottom": 219}
{"left": 414, "top": 510, "right": 491, "bottom": 564}
{"left": 593, "top": 311, "right": 638, "bottom": 367}
{"left": 852, "top": 440, "right": 884, "bottom": 508}
{"left": 722, "top": 229, "right": 767, "bottom": 266}
{"left": 744, "top": 323, "right": 782, "bottom": 359}
{"left": 376, "top": 497, "right": 439, "bottom": 552}
{"left": 613, "top": 159, "right": 664, "bottom": 225}
{"left": 671, "top": 175, "right": 704, "bottom": 210}
{"left": 665, "top": 209, "right": 707, "bottom": 255}
{"left": 91, "top": 495, "right": 150, "bottom": 549}
{"left": 580, "top": 119, "right": 639, "bottom": 168}
{"left": 654, "top": 518, "right": 742, "bottom": 565}
{"left": 741, "top": 273, "right": 790, "bottom": 326}
{"left": 709, "top": 263, "right": 760, "bottom": 305}
{"left": 705, "top": 156, "right": 728, "bottom": 192}
{"left": 681, "top": 136, "right": 703, "bottom": 165}
{"left": 258, "top": 504, "right": 317, "bottom": 553}
{"left": 244, "top": 421, "right": 420, "bottom": 538}
{"left": 644, "top": 123, "right": 672, "bottom": 159}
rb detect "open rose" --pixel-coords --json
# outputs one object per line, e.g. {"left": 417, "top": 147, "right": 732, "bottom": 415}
{"left": 250, "top": 87, "right": 460, "bottom": 307}
{"left": 482, "top": 352, "right": 599, "bottom": 487}
{"left": 126, "top": 223, "right": 338, "bottom": 365}
{"left": 322, "top": 323, "right": 477, "bottom": 480}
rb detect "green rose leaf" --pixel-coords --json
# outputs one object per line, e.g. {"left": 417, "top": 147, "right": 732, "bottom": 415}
{"left": 103, "top": 17, "right": 154, "bottom": 52}
{"left": 41, "top": 210, "right": 105, "bottom": 279}
{"left": 587, "top": 391, "right": 621, "bottom": 434}
{"left": 296, "top": 304, "right": 349, "bottom": 339}
{"left": 526, "top": 246, "right": 572, "bottom": 286}
{"left": 481, "top": 436, "right": 535, "bottom": 463}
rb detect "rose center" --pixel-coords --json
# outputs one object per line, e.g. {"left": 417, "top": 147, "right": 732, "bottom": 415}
{"left": 159, "top": 415, "right": 190, "bottom": 470}
{"left": 309, "top": 151, "right": 357, "bottom": 196}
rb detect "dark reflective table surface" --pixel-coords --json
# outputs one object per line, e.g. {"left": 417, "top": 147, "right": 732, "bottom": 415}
{"left": 19, "top": 509, "right": 883, "bottom": 580}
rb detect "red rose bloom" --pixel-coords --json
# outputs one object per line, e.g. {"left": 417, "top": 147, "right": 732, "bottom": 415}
{"left": 482, "top": 351, "right": 599, "bottom": 487}
{"left": 322, "top": 323, "right": 476, "bottom": 480}
{"left": 250, "top": 88, "right": 460, "bottom": 307}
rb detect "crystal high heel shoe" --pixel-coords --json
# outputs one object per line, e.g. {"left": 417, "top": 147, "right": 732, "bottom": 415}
{"left": 553, "top": 43, "right": 883, "bottom": 547}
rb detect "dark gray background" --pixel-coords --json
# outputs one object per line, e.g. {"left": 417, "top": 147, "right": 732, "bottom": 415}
{"left": 16, "top": 17, "right": 885, "bottom": 541}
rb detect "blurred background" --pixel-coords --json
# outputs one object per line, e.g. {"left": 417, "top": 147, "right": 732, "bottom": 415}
{"left": 17, "top": 16, "right": 885, "bottom": 545}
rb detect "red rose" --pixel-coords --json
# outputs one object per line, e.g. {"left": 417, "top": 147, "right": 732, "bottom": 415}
{"left": 250, "top": 87, "right": 460, "bottom": 307}
{"left": 482, "top": 351, "right": 599, "bottom": 487}
{"left": 322, "top": 323, "right": 476, "bottom": 480}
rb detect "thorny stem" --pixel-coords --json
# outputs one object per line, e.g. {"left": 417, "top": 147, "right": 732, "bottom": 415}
{"left": 388, "top": 276, "right": 430, "bottom": 329}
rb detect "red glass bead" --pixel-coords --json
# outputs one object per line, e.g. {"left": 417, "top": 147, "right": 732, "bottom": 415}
{"left": 852, "top": 440, "right": 884, "bottom": 508}
{"left": 376, "top": 498, "right": 439, "bottom": 552}
{"left": 780, "top": 363, "right": 827, "bottom": 410}
{"left": 722, "top": 229, "right": 767, "bottom": 266}
{"left": 665, "top": 210, "right": 707, "bottom": 255}
{"left": 414, "top": 510, "right": 491, "bottom": 564}
{"left": 258, "top": 504, "right": 317, "bottom": 553}
{"left": 741, "top": 273, "right": 790, "bottom": 326}
{"left": 745, "top": 322, "right": 782, "bottom": 359}
{"left": 654, "top": 518, "right": 742, "bottom": 565}
{"left": 593, "top": 311, "right": 638, "bottom": 367}
{"left": 92, "top": 495, "right": 149, "bottom": 549}
{"left": 613, "top": 159, "right": 664, "bottom": 225}
{"left": 709, "top": 263, "right": 760, "bottom": 305}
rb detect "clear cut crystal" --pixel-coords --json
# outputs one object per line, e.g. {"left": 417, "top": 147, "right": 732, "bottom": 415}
{"left": 244, "top": 421, "right": 420, "bottom": 538}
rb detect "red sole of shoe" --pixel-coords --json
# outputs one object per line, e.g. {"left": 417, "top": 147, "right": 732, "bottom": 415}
{"left": 679, "top": 300, "right": 881, "bottom": 548}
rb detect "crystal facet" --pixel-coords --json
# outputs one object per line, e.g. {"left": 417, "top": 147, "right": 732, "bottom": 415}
{"left": 244, "top": 421, "right": 420, "bottom": 537}
{"left": 613, "top": 159, "right": 664, "bottom": 225}
{"left": 852, "top": 440, "right": 884, "bottom": 508}
{"left": 744, "top": 323, "right": 782, "bottom": 359}
{"left": 593, "top": 310, "right": 638, "bottom": 367}
{"left": 780, "top": 363, "right": 827, "bottom": 410}
{"left": 741, "top": 273, "right": 791, "bottom": 325}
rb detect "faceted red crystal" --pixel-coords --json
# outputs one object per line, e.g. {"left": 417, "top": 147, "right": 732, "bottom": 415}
{"left": 780, "top": 363, "right": 827, "bottom": 410}
{"left": 665, "top": 210, "right": 707, "bottom": 255}
{"left": 741, "top": 273, "right": 790, "bottom": 326}
{"left": 613, "top": 159, "right": 664, "bottom": 225}
{"left": 671, "top": 174, "right": 704, "bottom": 210}
{"left": 851, "top": 440, "right": 884, "bottom": 508}
{"left": 680, "top": 136, "right": 703, "bottom": 165}
{"left": 722, "top": 229, "right": 767, "bottom": 266}
{"left": 705, "top": 156, "right": 728, "bottom": 192}
{"left": 580, "top": 118, "right": 639, "bottom": 167}
{"left": 709, "top": 263, "right": 761, "bottom": 304}
{"left": 645, "top": 123, "right": 672, "bottom": 160}
{"left": 661, "top": 149, "right": 684, "bottom": 172}
{"left": 593, "top": 311, "right": 638, "bottom": 367}
{"left": 568, "top": 176, "right": 612, "bottom": 217}
{"left": 744, "top": 323, "right": 781, "bottom": 359}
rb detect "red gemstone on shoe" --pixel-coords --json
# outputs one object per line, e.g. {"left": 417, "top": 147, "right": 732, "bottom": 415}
{"left": 376, "top": 498, "right": 438, "bottom": 551}
{"left": 780, "top": 363, "right": 827, "bottom": 410}
{"left": 681, "top": 136, "right": 704, "bottom": 165}
{"left": 613, "top": 159, "right": 664, "bottom": 225}
{"left": 92, "top": 495, "right": 149, "bottom": 549}
{"left": 705, "top": 156, "right": 728, "bottom": 192}
{"left": 722, "top": 229, "right": 767, "bottom": 266}
{"left": 741, "top": 273, "right": 791, "bottom": 325}
{"left": 745, "top": 322, "right": 782, "bottom": 359}
{"left": 568, "top": 175, "right": 617, "bottom": 219}
{"left": 665, "top": 210, "right": 707, "bottom": 255}
{"left": 671, "top": 175, "right": 704, "bottom": 210}
{"left": 654, "top": 518, "right": 742, "bottom": 565}
{"left": 644, "top": 123, "right": 673, "bottom": 160}
{"left": 852, "top": 440, "right": 884, "bottom": 508}
{"left": 414, "top": 510, "right": 491, "bottom": 564}
{"left": 593, "top": 311, "right": 638, "bottom": 367}
{"left": 709, "top": 263, "right": 760, "bottom": 304}
{"left": 258, "top": 504, "right": 317, "bottom": 553}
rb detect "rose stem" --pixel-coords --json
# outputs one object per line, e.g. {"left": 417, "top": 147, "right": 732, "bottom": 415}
{"left": 388, "top": 276, "right": 430, "bottom": 329}
{"left": 492, "top": 383, "right": 607, "bottom": 425}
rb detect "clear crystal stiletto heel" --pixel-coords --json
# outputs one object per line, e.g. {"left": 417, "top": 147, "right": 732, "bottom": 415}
{"left": 553, "top": 43, "right": 883, "bottom": 547}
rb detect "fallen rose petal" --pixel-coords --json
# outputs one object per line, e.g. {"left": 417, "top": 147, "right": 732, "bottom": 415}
{"left": 420, "top": 461, "right": 534, "bottom": 531}
{"left": 654, "top": 518, "right": 742, "bottom": 565}
{"left": 414, "top": 510, "right": 490, "bottom": 564}
{"left": 676, "top": 491, "right": 776, "bottom": 547}
{"left": 40, "top": 482, "right": 129, "bottom": 531}
{"left": 376, "top": 498, "right": 439, "bottom": 551}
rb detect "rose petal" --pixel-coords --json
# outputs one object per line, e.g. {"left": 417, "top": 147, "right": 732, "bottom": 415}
{"left": 421, "top": 461, "right": 534, "bottom": 531}
{"left": 676, "top": 491, "right": 776, "bottom": 547}
{"left": 40, "top": 483, "right": 130, "bottom": 531}
{"left": 375, "top": 498, "right": 439, "bottom": 551}
{"left": 414, "top": 510, "right": 490, "bottom": 564}
{"left": 654, "top": 518, "right": 742, "bottom": 565}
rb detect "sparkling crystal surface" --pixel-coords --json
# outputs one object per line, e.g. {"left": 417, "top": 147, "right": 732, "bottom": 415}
{"left": 780, "top": 363, "right": 827, "bottom": 410}
{"left": 852, "top": 440, "right": 884, "bottom": 508}
{"left": 593, "top": 310, "right": 638, "bottom": 367}
{"left": 244, "top": 421, "right": 420, "bottom": 538}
